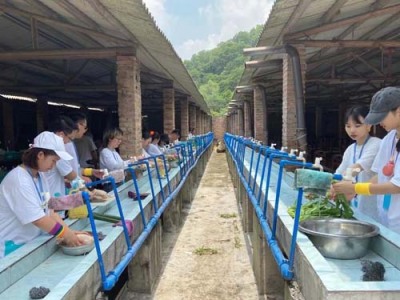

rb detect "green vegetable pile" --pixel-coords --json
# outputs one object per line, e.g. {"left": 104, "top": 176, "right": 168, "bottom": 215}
{"left": 288, "top": 192, "right": 354, "bottom": 221}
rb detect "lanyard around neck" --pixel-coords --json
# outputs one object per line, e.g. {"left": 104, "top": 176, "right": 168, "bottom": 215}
{"left": 353, "top": 135, "right": 370, "bottom": 164}
{"left": 24, "top": 166, "right": 45, "bottom": 204}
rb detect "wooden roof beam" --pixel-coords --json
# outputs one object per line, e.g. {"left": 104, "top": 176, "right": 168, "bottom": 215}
{"left": 0, "top": 47, "right": 135, "bottom": 61}
{"left": 320, "top": 0, "right": 349, "bottom": 23}
{"left": 291, "top": 40, "right": 400, "bottom": 48}
{"left": 0, "top": 4, "right": 134, "bottom": 46}
{"left": 284, "top": 4, "right": 400, "bottom": 40}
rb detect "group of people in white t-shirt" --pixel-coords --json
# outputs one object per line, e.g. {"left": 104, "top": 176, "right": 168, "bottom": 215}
{"left": 0, "top": 113, "right": 104, "bottom": 258}
{"left": 333, "top": 87, "right": 400, "bottom": 235}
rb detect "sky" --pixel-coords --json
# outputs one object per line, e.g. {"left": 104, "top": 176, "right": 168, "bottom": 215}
{"left": 142, "top": 0, "right": 273, "bottom": 60}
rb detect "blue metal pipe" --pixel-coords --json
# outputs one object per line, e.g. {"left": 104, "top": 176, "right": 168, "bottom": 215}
{"left": 102, "top": 134, "right": 214, "bottom": 291}
{"left": 271, "top": 160, "right": 313, "bottom": 239}
{"left": 252, "top": 145, "right": 262, "bottom": 192}
{"left": 262, "top": 152, "right": 289, "bottom": 217}
{"left": 224, "top": 136, "right": 293, "bottom": 280}
{"left": 248, "top": 143, "right": 255, "bottom": 186}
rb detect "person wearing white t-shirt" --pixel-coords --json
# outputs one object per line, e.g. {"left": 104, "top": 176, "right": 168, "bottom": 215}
{"left": 146, "top": 132, "right": 163, "bottom": 156}
{"left": 100, "top": 128, "right": 132, "bottom": 172}
{"left": 0, "top": 132, "right": 84, "bottom": 258}
{"left": 335, "top": 106, "right": 381, "bottom": 220}
{"left": 333, "top": 87, "right": 400, "bottom": 234}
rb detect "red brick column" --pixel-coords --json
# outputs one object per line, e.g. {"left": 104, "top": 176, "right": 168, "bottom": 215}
{"left": 36, "top": 98, "right": 48, "bottom": 134}
{"left": 253, "top": 86, "right": 268, "bottom": 144}
{"left": 238, "top": 107, "right": 244, "bottom": 136}
{"left": 163, "top": 88, "right": 175, "bottom": 134}
{"left": 282, "top": 45, "right": 306, "bottom": 149}
{"left": 180, "top": 97, "right": 189, "bottom": 140}
{"left": 244, "top": 100, "right": 252, "bottom": 137}
{"left": 196, "top": 107, "right": 201, "bottom": 134}
{"left": 189, "top": 105, "right": 196, "bottom": 134}
{"left": 117, "top": 55, "right": 142, "bottom": 157}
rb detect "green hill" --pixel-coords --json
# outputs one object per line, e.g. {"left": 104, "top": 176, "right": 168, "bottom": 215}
{"left": 184, "top": 24, "right": 263, "bottom": 116}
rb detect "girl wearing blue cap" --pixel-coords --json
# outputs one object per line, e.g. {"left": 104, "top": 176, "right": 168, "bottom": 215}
{"left": 335, "top": 106, "right": 381, "bottom": 220}
{"left": 333, "top": 87, "right": 400, "bottom": 234}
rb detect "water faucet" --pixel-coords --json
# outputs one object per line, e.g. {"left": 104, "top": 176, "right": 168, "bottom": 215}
{"left": 313, "top": 157, "right": 323, "bottom": 171}
{"left": 280, "top": 146, "right": 288, "bottom": 153}
{"left": 289, "top": 149, "right": 298, "bottom": 156}
{"left": 270, "top": 143, "right": 276, "bottom": 150}
{"left": 343, "top": 167, "right": 361, "bottom": 182}
{"left": 297, "top": 151, "right": 306, "bottom": 163}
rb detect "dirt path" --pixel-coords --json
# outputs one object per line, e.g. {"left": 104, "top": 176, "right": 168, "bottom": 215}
{"left": 124, "top": 150, "right": 260, "bottom": 300}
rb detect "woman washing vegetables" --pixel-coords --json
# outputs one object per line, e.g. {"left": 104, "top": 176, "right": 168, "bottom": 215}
{"left": 335, "top": 105, "right": 381, "bottom": 220}
{"left": 0, "top": 132, "right": 86, "bottom": 258}
{"left": 333, "top": 87, "right": 400, "bottom": 234}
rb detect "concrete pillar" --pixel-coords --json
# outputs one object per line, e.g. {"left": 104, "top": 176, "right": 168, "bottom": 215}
{"left": 2, "top": 100, "right": 15, "bottom": 150}
{"left": 128, "top": 222, "right": 162, "bottom": 293}
{"left": 282, "top": 45, "right": 306, "bottom": 149}
{"left": 117, "top": 55, "right": 142, "bottom": 156}
{"left": 36, "top": 98, "right": 48, "bottom": 134}
{"left": 238, "top": 107, "right": 244, "bottom": 136}
{"left": 252, "top": 210, "right": 284, "bottom": 297}
{"left": 244, "top": 100, "right": 252, "bottom": 137}
{"left": 180, "top": 97, "right": 189, "bottom": 140}
{"left": 189, "top": 105, "right": 196, "bottom": 134}
{"left": 163, "top": 88, "right": 175, "bottom": 134}
{"left": 253, "top": 86, "right": 268, "bottom": 144}
{"left": 196, "top": 107, "right": 201, "bottom": 134}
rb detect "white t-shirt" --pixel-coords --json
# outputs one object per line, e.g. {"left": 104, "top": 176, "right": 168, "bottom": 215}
{"left": 0, "top": 166, "right": 50, "bottom": 258}
{"left": 146, "top": 143, "right": 163, "bottom": 156}
{"left": 336, "top": 136, "right": 381, "bottom": 220}
{"left": 371, "top": 130, "right": 400, "bottom": 234}
{"left": 74, "top": 136, "right": 97, "bottom": 168}
{"left": 43, "top": 159, "right": 73, "bottom": 197}
{"left": 65, "top": 142, "right": 80, "bottom": 174}
{"left": 100, "top": 148, "right": 129, "bottom": 172}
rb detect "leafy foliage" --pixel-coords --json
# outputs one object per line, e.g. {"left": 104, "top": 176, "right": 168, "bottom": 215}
{"left": 184, "top": 25, "right": 263, "bottom": 116}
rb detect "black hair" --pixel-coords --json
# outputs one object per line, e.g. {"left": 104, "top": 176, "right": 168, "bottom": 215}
{"left": 69, "top": 112, "right": 87, "bottom": 124}
{"left": 171, "top": 129, "right": 180, "bottom": 137}
{"left": 142, "top": 131, "right": 151, "bottom": 140}
{"left": 151, "top": 132, "right": 160, "bottom": 141}
{"left": 22, "top": 148, "right": 57, "bottom": 169}
{"left": 48, "top": 115, "right": 77, "bottom": 135}
{"left": 344, "top": 106, "right": 369, "bottom": 124}
{"left": 159, "top": 133, "right": 169, "bottom": 145}
{"left": 103, "top": 128, "right": 123, "bottom": 147}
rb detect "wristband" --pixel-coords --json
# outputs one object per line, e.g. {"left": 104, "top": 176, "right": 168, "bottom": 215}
{"left": 83, "top": 168, "right": 93, "bottom": 176}
{"left": 354, "top": 183, "right": 371, "bottom": 195}
{"left": 49, "top": 222, "right": 62, "bottom": 235}
{"left": 56, "top": 226, "right": 66, "bottom": 239}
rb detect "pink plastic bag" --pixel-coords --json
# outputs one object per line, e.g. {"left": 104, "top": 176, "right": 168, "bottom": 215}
{"left": 48, "top": 193, "right": 84, "bottom": 210}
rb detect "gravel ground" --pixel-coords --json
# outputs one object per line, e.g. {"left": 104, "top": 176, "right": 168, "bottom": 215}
{"left": 123, "top": 150, "right": 262, "bottom": 300}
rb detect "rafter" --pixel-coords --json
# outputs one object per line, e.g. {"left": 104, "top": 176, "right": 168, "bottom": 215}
{"left": 320, "top": 0, "right": 348, "bottom": 23}
{"left": 0, "top": 47, "right": 134, "bottom": 61}
{"left": 284, "top": 4, "right": 400, "bottom": 40}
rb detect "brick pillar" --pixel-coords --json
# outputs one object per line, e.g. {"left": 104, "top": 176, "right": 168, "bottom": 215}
{"left": 36, "top": 98, "right": 48, "bottom": 134}
{"left": 117, "top": 55, "right": 142, "bottom": 157}
{"left": 163, "top": 88, "right": 175, "bottom": 134}
{"left": 202, "top": 112, "right": 207, "bottom": 133}
{"left": 282, "top": 45, "right": 306, "bottom": 149}
{"left": 238, "top": 107, "right": 244, "bottom": 136}
{"left": 244, "top": 100, "right": 252, "bottom": 137}
{"left": 2, "top": 100, "right": 15, "bottom": 150}
{"left": 189, "top": 105, "right": 196, "bottom": 134}
{"left": 180, "top": 97, "right": 189, "bottom": 141}
{"left": 253, "top": 86, "right": 268, "bottom": 144}
{"left": 196, "top": 107, "right": 201, "bottom": 134}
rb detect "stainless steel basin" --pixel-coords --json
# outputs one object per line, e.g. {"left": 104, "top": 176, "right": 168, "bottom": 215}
{"left": 299, "top": 218, "right": 380, "bottom": 260}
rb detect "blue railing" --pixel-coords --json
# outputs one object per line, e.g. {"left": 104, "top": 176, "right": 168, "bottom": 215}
{"left": 84, "top": 132, "right": 214, "bottom": 291}
{"left": 224, "top": 133, "right": 312, "bottom": 280}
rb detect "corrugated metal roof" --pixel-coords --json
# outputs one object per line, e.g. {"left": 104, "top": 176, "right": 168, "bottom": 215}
{"left": 238, "top": 0, "right": 400, "bottom": 109}
{"left": 0, "top": 0, "right": 209, "bottom": 113}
